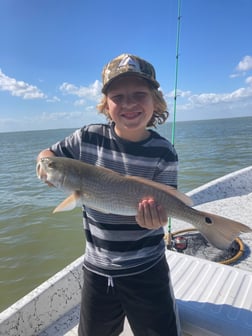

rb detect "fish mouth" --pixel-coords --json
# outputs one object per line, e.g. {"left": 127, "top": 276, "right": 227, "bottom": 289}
{"left": 36, "top": 161, "right": 48, "bottom": 182}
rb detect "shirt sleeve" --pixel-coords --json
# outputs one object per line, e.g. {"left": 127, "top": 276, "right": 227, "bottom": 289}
{"left": 50, "top": 128, "right": 82, "bottom": 160}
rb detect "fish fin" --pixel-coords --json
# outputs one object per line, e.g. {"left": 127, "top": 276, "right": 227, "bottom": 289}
{"left": 53, "top": 191, "right": 111, "bottom": 214}
{"left": 196, "top": 210, "right": 252, "bottom": 250}
{"left": 127, "top": 175, "right": 193, "bottom": 206}
{"left": 53, "top": 192, "right": 81, "bottom": 213}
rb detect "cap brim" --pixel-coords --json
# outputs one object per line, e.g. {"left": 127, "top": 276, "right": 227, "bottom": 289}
{"left": 102, "top": 72, "right": 160, "bottom": 94}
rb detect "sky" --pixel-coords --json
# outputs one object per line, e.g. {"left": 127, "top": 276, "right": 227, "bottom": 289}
{"left": 0, "top": 0, "right": 252, "bottom": 132}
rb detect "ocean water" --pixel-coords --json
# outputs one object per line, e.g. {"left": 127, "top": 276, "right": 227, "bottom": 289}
{"left": 0, "top": 116, "right": 251, "bottom": 312}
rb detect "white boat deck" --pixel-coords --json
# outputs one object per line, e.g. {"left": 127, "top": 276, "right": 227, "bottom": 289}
{"left": 1, "top": 166, "right": 252, "bottom": 336}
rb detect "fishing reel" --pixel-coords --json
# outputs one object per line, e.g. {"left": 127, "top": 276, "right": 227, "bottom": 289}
{"left": 173, "top": 236, "right": 188, "bottom": 252}
{"left": 166, "top": 234, "right": 188, "bottom": 253}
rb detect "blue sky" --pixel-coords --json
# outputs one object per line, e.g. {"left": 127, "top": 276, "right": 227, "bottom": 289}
{"left": 0, "top": 0, "right": 252, "bottom": 132}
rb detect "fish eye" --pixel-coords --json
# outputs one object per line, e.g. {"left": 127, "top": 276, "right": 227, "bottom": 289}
{"left": 48, "top": 161, "right": 55, "bottom": 168}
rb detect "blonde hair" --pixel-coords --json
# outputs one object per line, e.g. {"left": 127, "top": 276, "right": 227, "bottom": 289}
{"left": 97, "top": 87, "right": 169, "bottom": 128}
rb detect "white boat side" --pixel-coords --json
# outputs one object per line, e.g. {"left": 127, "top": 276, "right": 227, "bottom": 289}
{"left": 0, "top": 166, "right": 251, "bottom": 336}
{"left": 187, "top": 165, "right": 252, "bottom": 206}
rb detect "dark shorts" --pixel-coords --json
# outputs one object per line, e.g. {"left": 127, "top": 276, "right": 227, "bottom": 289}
{"left": 78, "top": 256, "right": 181, "bottom": 336}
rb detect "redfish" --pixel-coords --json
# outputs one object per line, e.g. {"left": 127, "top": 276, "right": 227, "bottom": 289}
{"left": 36, "top": 157, "right": 251, "bottom": 250}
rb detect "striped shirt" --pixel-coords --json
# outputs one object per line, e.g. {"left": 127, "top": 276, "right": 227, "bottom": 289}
{"left": 50, "top": 123, "right": 178, "bottom": 277}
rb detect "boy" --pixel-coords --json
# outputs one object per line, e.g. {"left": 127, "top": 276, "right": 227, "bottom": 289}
{"left": 37, "top": 53, "right": 180, "bottom": 336}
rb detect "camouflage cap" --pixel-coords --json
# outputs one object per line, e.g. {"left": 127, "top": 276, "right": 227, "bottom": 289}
{"left": 102, "top": 53, "right": 160, "bottom": 94}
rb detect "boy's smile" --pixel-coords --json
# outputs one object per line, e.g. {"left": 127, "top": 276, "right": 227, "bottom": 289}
{"left": 106, "top": 76, "right": 155, "bottom": 142}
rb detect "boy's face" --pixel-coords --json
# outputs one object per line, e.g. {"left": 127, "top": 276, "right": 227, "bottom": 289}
{"left": 106, "top": 76, "right": 155, "bottom": 141}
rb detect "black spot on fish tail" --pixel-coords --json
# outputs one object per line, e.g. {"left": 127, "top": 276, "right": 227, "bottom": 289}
{"left": 205, "top": 217, "right": 213, "bottom": 225}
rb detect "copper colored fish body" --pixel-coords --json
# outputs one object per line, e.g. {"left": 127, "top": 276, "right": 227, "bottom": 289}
{"left": 37, "top": 157, "right": 251, "bottom": 250}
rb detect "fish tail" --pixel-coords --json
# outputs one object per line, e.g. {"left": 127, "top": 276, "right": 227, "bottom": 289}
{"left": 195, "top": 210, "right": 252, "bottom": 250}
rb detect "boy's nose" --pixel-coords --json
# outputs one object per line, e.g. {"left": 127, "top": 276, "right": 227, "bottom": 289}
{"left": 122, "top": 94, "right": 137, "bottom": 107}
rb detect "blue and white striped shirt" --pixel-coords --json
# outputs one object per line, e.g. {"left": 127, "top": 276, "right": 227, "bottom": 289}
{"left": 50, "top": 123, "right": 178, "bottom": 277}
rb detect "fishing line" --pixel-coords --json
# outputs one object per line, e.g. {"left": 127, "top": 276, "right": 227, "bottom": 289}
{"left": 167, "top": 0, "right": 182, "bottom": 248}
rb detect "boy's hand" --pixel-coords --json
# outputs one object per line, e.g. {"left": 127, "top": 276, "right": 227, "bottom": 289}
{"left": 36, "top": 149, "right": 56, "bottom": 187}
{"left": 135, "top": 199, "right": 168, "bottom": 229}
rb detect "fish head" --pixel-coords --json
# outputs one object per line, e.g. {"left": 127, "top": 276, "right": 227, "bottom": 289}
{"left": 37, "top": 156, "right": 96, "bottom": 195}
{"left": 36, "top": 156, "right": 79, "bottom": 191}
{"left": 36, "top": 157, "right": 65, "bottom": 188}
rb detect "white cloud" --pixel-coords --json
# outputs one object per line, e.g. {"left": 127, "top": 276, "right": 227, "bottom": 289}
{"left": 167, "top": 77, "right": 252, "bottom": 121}
{"left": 46, "top": 96, "right": 61, "bottom": 103}
{"left": 40, "top": 111, "right": 85, "bottom": 121}
{"left": 187, "top": 86, "right": 252, "bottom": 106}
{"left": 245, "top": 76, "right": 252, "bottom": 85}
{"left": 38, "top": 107, "right": 104, "bottom": 125}
{"left": 59, "top": 80, "right": 102, "bottom": 104}
{"left": 229, "top": 73, "right": 240, "bottom": 79}
{"left": 0, "top": 109, "right": 106, "bottom": 132}
{"left": 74, "top": 99, "right": 86, "bottom": 106}
{"left": 166, "top": 89, "right": 192, "bottom": 99}
{"left": 0, "top": 69, "right": 46, "bottom": 99}
{"left": 236, "top": 55, "right": 252, "bottom": 72}
{"left": 230, "top": 55, "right": 252, "bottom": 78}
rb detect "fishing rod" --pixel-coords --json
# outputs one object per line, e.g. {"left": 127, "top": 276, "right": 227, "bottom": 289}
{"left": 167, "top": 0, "right": 182, "bottom": 249}
{"left": 171, "top": 0, "right": 182, "bottom": 145}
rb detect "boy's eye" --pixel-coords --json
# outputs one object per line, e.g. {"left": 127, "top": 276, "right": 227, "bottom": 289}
{"left": 111, "top": 95, "right": 123, "bottom": 103}
{"left": 110, "top": 92, "right": 149, "bottom": 103}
